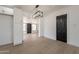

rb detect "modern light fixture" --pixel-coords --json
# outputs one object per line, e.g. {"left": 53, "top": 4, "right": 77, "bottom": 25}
{"left": 35, "top": 5, "right": 39, "bottom": 8}
{"left": 32, "top": 5, "right": 43, "bottom": 19}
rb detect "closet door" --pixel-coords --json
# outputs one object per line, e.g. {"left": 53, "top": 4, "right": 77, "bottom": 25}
{"left": 56, "top": 14, "right": 67, "bottom": 43}
{"left": 0, "top": 14, "right": 13, "bottom": 45}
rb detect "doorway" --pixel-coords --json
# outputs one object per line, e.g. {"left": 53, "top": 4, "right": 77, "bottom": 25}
{"left": 27, "top": 23, "right": 32, "bottom": 34}
{"left": 23, "top": 17, "right": 39, "bottom": 41}
{"left": 56, "top": 14, "right": 67, "bottom": 43}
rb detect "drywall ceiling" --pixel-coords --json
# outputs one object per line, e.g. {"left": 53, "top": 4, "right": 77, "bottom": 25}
{"left": 16, "top": 5, "right": 69, "bottom": 16}
{"left": 1, "top": 5, "right": 16, "bottom": 8}
{"left": 1, "top": 5, "right": 69, "bottom": 16}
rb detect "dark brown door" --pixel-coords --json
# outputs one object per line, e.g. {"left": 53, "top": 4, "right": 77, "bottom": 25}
{"left": 56, "top": 14, "right": 67, "bottom": 43}
{"left": 27, "top": 23, "right": 32, "bottom": 33}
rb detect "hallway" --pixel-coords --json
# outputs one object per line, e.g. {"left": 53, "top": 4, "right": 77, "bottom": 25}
{"left": 0, "top": 34, "right": 79, "bottom": 54}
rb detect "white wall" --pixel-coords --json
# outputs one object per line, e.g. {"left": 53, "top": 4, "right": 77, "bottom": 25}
{"left": 39, "top": 18, "right": 44, "bottom": 37}
{"left": 13, "top": 8, "right": 23, "bottom": 46}
{"left": 0, "top": 6, "right": 13, "bottom": 15}
{"left": 44, "top": 6, "right": 79, "bottom": 47}
{"left": 0, "top": 14, "right": 13, "bottom": 45}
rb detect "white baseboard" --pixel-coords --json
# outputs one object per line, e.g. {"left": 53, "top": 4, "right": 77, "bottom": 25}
{"left": 44, "top": 34, "right": 56, "bottom": 40}
{"left": 0, "top": 41, "right": 12, "bottom": 46}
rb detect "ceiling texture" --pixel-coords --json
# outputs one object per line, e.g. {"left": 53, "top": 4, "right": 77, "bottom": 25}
{"left": 1, "top": 5, "right": 69, "bottom": 16}
{"left": 16, "top": 5, "right": 69, "bottom": 16}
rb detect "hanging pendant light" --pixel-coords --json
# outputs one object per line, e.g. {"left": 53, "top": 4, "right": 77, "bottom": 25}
{"left": 32, "top": 5, "right": 43, "bottom": 19}
{"left": 35, "top": 5, "right": 39, "bottom": 8}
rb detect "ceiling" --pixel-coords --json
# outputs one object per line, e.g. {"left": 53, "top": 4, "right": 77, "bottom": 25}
{"left": 16, "top": 5, "right": 69, "bottom": 16}
{"left": 1, "top": 5, "right": 69, "bottom": 16}
{"left": 1, "top": 5, "right": 16, "bottom": 8}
